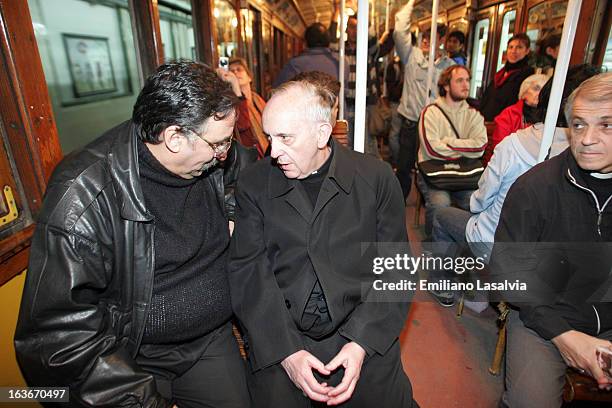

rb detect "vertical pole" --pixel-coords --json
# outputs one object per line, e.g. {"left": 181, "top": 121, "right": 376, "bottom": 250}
{"left": 385, "top": 0, "right": 390, "bottom": 31}
{"left": 425, "top": 0, "right": 439, "bottom": 104}
{"left": 382, "top": 0, "right": 391, "bottom": 98}
{"left": 538, "top": 0, "right": 582, "bottom": 162}
{"left": 354, "top": 0, "right": 370, "bottom": 153}
{"left": 339, "top": 0, "right": 346, "bottom": 120}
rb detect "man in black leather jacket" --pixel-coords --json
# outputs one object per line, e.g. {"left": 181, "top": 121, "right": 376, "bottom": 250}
{"left": 14, "top": 62, "right": 254, "bottom": 407}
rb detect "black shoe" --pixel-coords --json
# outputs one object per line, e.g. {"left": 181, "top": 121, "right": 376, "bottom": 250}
{"left": 428, "top": 289, "right": 455, "bottom": 307}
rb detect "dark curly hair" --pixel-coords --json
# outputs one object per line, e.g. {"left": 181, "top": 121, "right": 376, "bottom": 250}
{"left": 132, "top": 61, "right": 239, "bottom": 144}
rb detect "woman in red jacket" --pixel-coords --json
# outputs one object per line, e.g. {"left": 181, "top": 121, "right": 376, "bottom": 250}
{"left": 484, "top": 73, "right": 549, "bottom": 164}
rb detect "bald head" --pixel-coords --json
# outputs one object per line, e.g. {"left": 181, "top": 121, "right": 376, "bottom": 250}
{"left": 263, "top": 83, "right": 333, "bottom": 179}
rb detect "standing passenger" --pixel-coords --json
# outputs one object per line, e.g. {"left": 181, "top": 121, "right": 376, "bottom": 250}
{"left": 330, "top": 0, "right": 396, "bottom": 156}
{"left": 393, "top": 0, "right": 455, "bottom": 198}
{"left": 14, "top": 62, "right": 251, "bottom": 408}
{"left": 229, "top": 74, "right": 416, "bottom": 407}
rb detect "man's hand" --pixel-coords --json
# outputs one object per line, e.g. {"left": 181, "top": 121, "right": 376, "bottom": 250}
{"left": 552, "top": 330, "right": 612, "bottom": 390}
{"left": 324, "top": 342, "right": 366, "bottom": 405}
{"left": 281, "top": 350, "right": 332, "bottom": 402}
{"left": 215, "top": 68, "right": 242, "bottom": 97}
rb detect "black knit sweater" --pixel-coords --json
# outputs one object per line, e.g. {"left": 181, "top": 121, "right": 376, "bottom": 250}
{"left": 137, "top": 140, "right": 232, "bottom": 344}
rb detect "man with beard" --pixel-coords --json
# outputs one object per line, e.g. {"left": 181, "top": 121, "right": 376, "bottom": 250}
{"left": 417, "top": 65, "right": 487, "bottom": 252}
{"left": 15, "top": 61, "right": 251, "bottom": 408}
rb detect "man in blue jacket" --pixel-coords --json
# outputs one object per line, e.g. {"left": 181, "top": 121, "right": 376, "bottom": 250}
{"left": 273, "top": 22, "right": 347, "bottom": 87}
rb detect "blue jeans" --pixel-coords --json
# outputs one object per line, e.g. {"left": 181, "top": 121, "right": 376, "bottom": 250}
{"left": 416, "top": 172, "right": 473, "bottom": 238}
{"left": 433, "top": 207, "right": 491, "bottom": 260}
{"left": 396, "top": 118, "right": 419, "bottom": 198}
{"left": 388, "top": 103, "right": 401, "bottom": 166}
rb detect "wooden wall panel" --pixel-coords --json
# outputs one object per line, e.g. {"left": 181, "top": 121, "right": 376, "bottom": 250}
{"left": 0, "top": 0, "right": 63, "bottom": 284}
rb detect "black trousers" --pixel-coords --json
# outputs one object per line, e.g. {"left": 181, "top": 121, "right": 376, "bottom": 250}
{"left": 396, "top": 117, "right": 419, "bottom": 199}
{"left": 137, "top": 321, "right": 250, "bottom": 408}
{"left": 247, "top": 331, "right": 417, "bottom": 408}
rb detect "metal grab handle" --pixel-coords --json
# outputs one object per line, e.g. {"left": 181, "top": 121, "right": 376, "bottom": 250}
{"left": 0, "top": 185, "right": 19, "bottom": 226}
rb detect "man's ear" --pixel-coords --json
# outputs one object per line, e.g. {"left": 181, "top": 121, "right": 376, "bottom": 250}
{"left": 160, "top": 125, "right": 184, "bottom": 153}
{"left": 316, "top": 122, "right": 333, "bottom": 149}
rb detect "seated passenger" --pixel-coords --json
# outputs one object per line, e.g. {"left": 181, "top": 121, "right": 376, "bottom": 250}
{"left": 484, "top": 73, "right": 550, "bottom": 163}
{"left": 445, "top": 30, "right": 467, "bottom": 66}
{"left": 479, "top": 33, "right": 535, "bottom": 121}
{"left": 14, "top": 61, "right": 251, "bottom": 407}
{"left": 228, "top": 72, "right": 416, "bottom": 407}
{"left": 492, "top": 71, "right": 612, "bottom": 408}
{"left": 429, "top": 65, "right": 599, "bottom": 308}
{"left": 416, "top": 65, "right": 487, "bottom": 239}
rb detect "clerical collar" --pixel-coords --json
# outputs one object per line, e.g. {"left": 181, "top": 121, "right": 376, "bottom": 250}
{"left": 304, "top": 148, "right": 333, "bottom": 181}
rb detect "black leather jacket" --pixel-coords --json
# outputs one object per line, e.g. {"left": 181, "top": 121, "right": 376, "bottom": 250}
{"left": 14, "top": 121, "right": 255, "bottom": 407}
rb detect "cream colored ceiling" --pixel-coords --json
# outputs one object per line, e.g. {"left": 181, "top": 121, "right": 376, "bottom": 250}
{"left": 293, "top": 0, "right": 468, "bottom": 28}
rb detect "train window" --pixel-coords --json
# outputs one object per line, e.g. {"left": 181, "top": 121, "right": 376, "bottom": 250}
{"left": 28, "top": 0, "right": 141, "bottom": 153}
{"left": 214, "top": 0, "right": 239, "bottom": 59}
{"left": 239, "top": 7, "right": 263, "bottom": 93}
{"left": 603, "top": 26, "right": 612, "bottom": 72}
{"left": 469, "top": 17, "right": 490, "bottom": 98}
{"left": 262, "top": 19, "right": 272, "bottom": 95}
{"left": 158, "top": 1, "right": 196, "bottom": 61}
{"left": 526, "top": 0, "right": 568, "bottom": 49}
{"left": 496, "top": 10, "right": 517, "bottom": 71}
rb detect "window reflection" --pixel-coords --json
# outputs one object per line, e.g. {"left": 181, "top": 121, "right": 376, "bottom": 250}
{"left": 526, "top": 0, "right": 568, "bottom": 48}
{"left": 214, "top": 0, "right": 239, "bottom": 59}
{"left": 470, "top": 18, "right": 490, "bottom": 98}
{"left": 159, "top": 1, "right": 196, "bottom": 61}
{"left": 603, "top": 28, "right": 612, "bottom": 72}
{"left": 496, "top": 10, "right": 516, "bottom": 71}
{"left": 29, "top": 0, "right": 140, "bottom": 153}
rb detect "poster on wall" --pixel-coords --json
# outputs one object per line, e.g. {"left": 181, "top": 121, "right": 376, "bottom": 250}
{"left": 63, "top": 34, "right": 117, "bottom": 98}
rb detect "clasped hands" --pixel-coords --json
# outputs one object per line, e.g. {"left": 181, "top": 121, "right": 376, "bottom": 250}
{"left": 281, "top": 341, "right": 366, "bottom": 405}
{"left": 552, "top": 330, "right": 612, "bottom": 390}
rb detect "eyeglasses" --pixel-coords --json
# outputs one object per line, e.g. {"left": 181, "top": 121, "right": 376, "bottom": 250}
{"left": 186, "top": 129, "right": 233, "bottom": 157}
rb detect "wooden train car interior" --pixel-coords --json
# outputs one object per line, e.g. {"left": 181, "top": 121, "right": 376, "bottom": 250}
{"left": 0, "top": 0, "right": 611, "bottom": 405}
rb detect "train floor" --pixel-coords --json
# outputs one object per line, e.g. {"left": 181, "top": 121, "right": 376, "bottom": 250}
{"left": 399, "top": 185, "right": 505, "bottom": 408}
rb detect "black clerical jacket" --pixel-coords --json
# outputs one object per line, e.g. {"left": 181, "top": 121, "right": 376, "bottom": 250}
{"left": 228, "top": 140, "right": 411, "bottom": 371}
